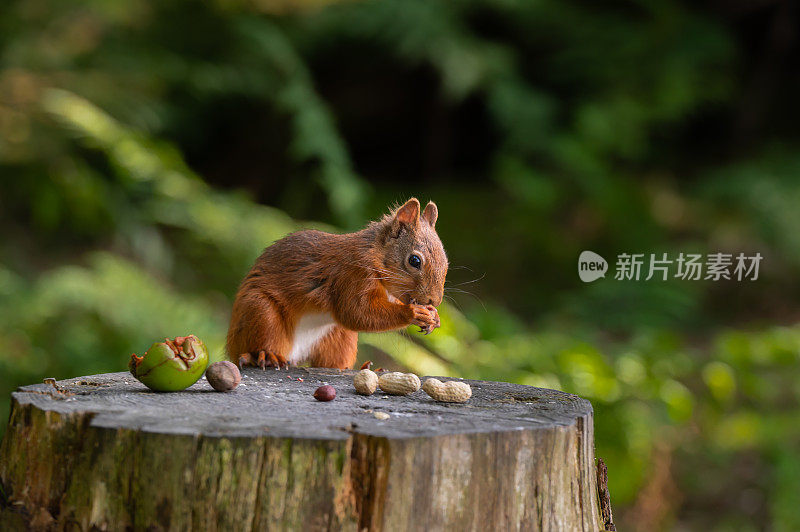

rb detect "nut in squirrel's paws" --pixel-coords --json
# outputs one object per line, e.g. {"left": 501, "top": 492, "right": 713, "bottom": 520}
{"left": 429, "top": 305, "right": 441, "bottom": 329}
{"left": 411, "top": 304, "right": 440, "bottom": 335}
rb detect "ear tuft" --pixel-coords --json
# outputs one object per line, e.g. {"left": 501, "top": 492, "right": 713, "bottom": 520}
{"left": 394, "top": 198, "right": 420, "bottom": 226}
{"left": 422, "top": 201, "right": 438, "bottom": 228}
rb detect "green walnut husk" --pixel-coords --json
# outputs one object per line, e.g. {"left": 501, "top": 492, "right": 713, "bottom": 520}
{"left": 129, "top": 335, "right": 209, "bottom": 392}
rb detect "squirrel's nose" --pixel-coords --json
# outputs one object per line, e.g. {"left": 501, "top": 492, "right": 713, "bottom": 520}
{"left": 428, "top": 293, "right": 443, "bottom": 307}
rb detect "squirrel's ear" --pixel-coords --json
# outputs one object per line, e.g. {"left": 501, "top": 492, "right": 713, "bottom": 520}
{"left": 422, "top": 201, "right": 438, "bottom": 228}
{"left": 394, "top": 198, "right": 420, "bottom": 226}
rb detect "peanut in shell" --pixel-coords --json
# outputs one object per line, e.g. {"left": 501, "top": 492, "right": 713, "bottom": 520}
{"left": 378, "top": 372, "right": 421, "bottom": 395}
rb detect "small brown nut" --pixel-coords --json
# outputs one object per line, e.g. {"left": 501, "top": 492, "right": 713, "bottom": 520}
{"left": 353, "top": 369, "right": 378, "bottom": 395}
{"left": 314, "top": 385, "right": 336, "bottom": 402}
{"left": 378, "top": 372, "right": 421, "bottom": 395}
{"left": 422, "top": 378, "right": 472, "bottom": 403}
{"left": 205, "top": 361, "right": 241, "bottom": 392}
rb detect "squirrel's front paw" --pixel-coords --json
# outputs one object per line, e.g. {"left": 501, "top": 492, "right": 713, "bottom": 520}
{"left": 411, "top": 304, "right": 440, "bottom": 335}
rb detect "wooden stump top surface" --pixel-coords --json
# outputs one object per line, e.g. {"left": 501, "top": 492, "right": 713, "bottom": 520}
{"left": 14, "top": 368, "right": 592, "bottom": 439}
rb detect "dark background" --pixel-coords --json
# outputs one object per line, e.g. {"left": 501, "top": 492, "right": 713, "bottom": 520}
{"left": 2, "top": 0, "right": 800, "bottom": 529}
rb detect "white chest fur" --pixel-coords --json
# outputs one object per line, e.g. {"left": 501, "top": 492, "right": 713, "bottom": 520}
{"left": 287, "top": 312, "right": 337, "bottom": 364}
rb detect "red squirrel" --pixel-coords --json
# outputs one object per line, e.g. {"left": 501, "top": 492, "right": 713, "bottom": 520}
{"left": 226, "top": 198, "right": 447, "bottom": 370}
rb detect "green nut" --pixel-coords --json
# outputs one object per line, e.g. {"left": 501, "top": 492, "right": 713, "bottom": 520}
{"left": 129, "top": 335, "right": 209, "bottom": 392}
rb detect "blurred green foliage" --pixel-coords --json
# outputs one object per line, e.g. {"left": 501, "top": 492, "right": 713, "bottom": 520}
{"left": 2, "top": 0, "right": 800, "bottom": 530}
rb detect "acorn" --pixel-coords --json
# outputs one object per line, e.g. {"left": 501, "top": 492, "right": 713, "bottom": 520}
{"left": 129, "top": 335, "right": 209, "bottom": 392}
{"left": 205, "top": 361, "right": 241, "bottom": 392}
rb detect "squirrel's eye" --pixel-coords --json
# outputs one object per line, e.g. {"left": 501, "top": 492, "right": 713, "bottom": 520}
{"left": 408, "top": 254, "right": 422, "bottom": 269}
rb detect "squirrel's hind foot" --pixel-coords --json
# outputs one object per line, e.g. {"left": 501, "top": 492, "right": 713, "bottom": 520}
{"left": 237, "top": 350, "right": 289, "bottom": 370}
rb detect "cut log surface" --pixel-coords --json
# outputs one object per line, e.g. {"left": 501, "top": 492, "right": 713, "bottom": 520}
{"left": 0, "top": 368, "right": 604, "bottom": 531}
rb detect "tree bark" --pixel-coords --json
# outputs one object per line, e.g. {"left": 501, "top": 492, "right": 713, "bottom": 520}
{"left": 0, "top": 368, "right": 605, "bottom": 531}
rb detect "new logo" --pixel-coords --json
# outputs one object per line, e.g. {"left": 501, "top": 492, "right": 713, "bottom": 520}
{"left": 578, "top": 251, "right": 608, "bottom": 283}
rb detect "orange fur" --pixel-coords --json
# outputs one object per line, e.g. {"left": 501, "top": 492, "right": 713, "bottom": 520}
{"left": 307, "top": 326, "right": 358, "bottom": 368}
{"left": 226, "top": 198, "right": 448, "bottom": 369}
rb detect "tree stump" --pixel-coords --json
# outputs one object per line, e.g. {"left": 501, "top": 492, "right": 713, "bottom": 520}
{"left": 0, "top": 368, "right": 606, "bottom": 531}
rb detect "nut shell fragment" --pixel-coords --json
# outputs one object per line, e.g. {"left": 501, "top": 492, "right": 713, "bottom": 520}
{"left": 353, "top": 369, "right": 378, "bottom": 395}
{"left": 422, "top": 378, "right": 472, "bottom": 403}
{"left": 378, "top": 372, "right": 421, "bottom": 395}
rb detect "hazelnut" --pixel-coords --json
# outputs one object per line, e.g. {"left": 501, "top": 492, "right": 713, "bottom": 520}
{"left": 205, "top": 361, "right": 241, "bottom": 392}
{"left": 314, "top": 385, "right": 336, "bottom": 402}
